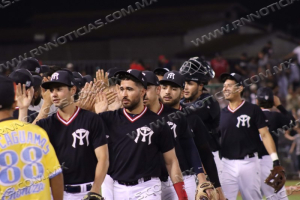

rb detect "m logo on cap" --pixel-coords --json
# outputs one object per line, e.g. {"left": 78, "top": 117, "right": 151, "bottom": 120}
{"left": 167, "top": 72, "right": 175, "bottom": 79}
{"left": 265, "top": 95, "right": 269, "bottom": 100}
{"left": 51, "top": 72, "right": 59, "bottom": 80}
{"left": 25, "top": 81, "right": 31, "bottom": 87}
{"left": 127, "top": 69, "right": 132, "bottom": 73}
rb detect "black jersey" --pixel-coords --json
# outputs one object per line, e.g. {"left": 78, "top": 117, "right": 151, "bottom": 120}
{"left": 99, "top": 106, "right": 174, "bottom": 182}
{"left": 259, "top": 109, "right": 293, "bottom": 157}
{"left": 181, "top": 93, "right": 221, "bottom": 151}
{"left": 13, "top": 108, "right": 37, "bottom": 123}
{"left": 157, "top": 104, "right": 193, "bottom": 177}
{"left": 36, "top": 107, "right": 107, "bottom": 184}
{"left": 219, "top": 101, "right": 268, "bottom": 159}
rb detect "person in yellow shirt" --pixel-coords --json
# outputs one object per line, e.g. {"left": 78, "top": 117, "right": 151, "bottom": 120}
{"left": 0, "top": 75, "right": 63, "bottom": 200}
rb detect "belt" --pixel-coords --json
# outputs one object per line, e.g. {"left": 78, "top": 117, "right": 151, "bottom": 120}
{"left": 64, "top": 183, "right": 92, "bottom": 193}
{"left": 117, "top": 177, "right": 152, "bottom": 186}
{"left": 159, "top": 176, "right": 168, "bottom": 182}
{"left": 225, "top": 153, "right": 257, "bottom": 160}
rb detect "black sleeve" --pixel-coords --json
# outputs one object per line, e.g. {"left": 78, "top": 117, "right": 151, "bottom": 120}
{"left": 158, "top": 124, "right": 174, "bottom": 153}
{"left": 277, "top": 105, "right": 295, "bottom": 122}
{"left": 90, "top": 115, "right": 108, "bottom": 149}
{"left": 179, "top": 136, "right": 204, "bottom": 175}
{"left": 254, "top": 105, "right": 268, "bottom": 129}
{"left": 187, "top": 115, "right": 221, "bottom": 187}
{"left": 36, "top": 118, "right": 50, "bottom": 133}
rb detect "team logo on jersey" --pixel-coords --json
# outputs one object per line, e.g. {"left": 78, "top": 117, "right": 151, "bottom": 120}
{"left": 167, "top": 72, "right": 175, "bottom": 79}
{"left": 72, "top": 129, "right": 90, "bottom": 148}
{"left": 51, "top": 72, "right": 59, "bottom": 80}
{"left": 167, "top": 121, "right": 177, "bottom": 138}
{"left": 134, "top": 126, "right": 154, "bottom": 145}
{"left": 236, "top": 115, "right": 251, "bottom": 128}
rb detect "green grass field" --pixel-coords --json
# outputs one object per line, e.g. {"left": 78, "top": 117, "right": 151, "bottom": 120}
{"left": 236, "top": 180, "right": 300, "bottom": 200}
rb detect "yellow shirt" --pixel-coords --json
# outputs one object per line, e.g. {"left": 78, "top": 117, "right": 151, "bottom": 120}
{"left": 0, "top": 119, "right": 62, "bottom": 200}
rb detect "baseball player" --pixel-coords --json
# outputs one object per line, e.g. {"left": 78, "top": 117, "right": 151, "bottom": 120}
{"left": 219, "top": 72, "right": 285, "bottom": 200}
{"left": 0, "top": 75, "right": 64, "bottom": 200}
{"left": 256, "top": 87, "right": 294, "bottom": 199}
{"left": 142, "top": 70, "right": 207, "bottom": 199}
{"left": 159, "top": 70, "right": 227, "bottom": 200}
{"left": 179, "top": 57, "right": 223, "bottom": 178}
{"left": 95, "top": 69, "right": 188, "bottom": 200}
{"left": 19, "top": 70, "right": 109, "bottom": 200}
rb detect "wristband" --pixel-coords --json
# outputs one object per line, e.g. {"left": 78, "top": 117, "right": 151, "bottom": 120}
{"left": 273, "top": 160, "right": 280, "bottom": 167}
{"left": 173, "top": 182, "right": 188, "bottom": 200}
{"left": 270, "top": 153, "right": 279, "bottom": 161}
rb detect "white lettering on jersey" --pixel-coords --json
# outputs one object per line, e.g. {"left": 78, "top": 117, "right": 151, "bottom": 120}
{"left": 167, "top": 72, "right": 175, "bottom": 79}
{"left": 167, "top": 121, "right": 177, "bottom": 138}
{"left": 51, "top": 72, "right": 59, "bottom": 80}
{"left": 134, "top": 126, "right": 154, "bottom": 145}
{"left": 72, "top": 129, "right": 89, "bottom": 148}
{"left": 236, "top": 115, "right": 251, "bottom": 128}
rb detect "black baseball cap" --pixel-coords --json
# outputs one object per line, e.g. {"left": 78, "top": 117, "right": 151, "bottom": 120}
{"left": 83, "top": 75, "right": 93, "bottom": 84}
{"left": 257, "top": 87, "right": 274, "bottom": 102}
{"left": 153, "top": 68, "right": 170, "bottom": 76}
{"left": 41, "top": 65, "right": 50, "bottom": 73}
{"left": 0, "top": 76, "right": 15, "bottom": 109}
{"left": 115, "top": 69, "right": 147, "bottom": 89}
{"left": 9, "top": 69, "right": 34, "bottom": 89}
{"left": 42, "top": 70, "right": 76, "bottom": 89}
{"left": 107, "top": 67, "right": 124, "bottom": 79}
{"left": 159, "top": 71, "right": 185, "bottom": 88}
{"left": 142, "top": 71, "right": 160, "bottom": 86}
{"left": 33, "top": 75, "right": 42, "bottom": 88}
{"left": 220, "top": 73, "right": 244, "bottom": 86}
{"left": 72, "top": 72, "right": 85, "bottom": 88}
{"left": 17, "top": 58, "right": 48, "bottom": 74}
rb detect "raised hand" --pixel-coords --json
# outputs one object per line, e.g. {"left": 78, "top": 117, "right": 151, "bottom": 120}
{"left": 95, "top": 91, "right": 109, "bottom": 114}
{"left": 16, "top": 84, "right": 34, "bottom": 109}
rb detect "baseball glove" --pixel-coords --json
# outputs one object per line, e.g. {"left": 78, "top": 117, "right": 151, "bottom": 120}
{"left": 83, "top": 192, "right": 105, "bottom": 200}
{"left": 195, "top": 182, "right": 218, "bottom": 200}
{"left": 264, "top": 166, "right": 286, "bottom": 193}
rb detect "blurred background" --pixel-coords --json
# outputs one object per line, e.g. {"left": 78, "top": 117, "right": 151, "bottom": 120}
{"left": 1, "top": 0, "right": 300, "bottom": 186}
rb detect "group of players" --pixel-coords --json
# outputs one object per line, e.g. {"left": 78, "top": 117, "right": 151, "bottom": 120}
{"left": 0, "top": 56, "right": 294, "bottom": 200}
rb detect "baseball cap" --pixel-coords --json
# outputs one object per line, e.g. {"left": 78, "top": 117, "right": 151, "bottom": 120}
{"left": 115, "top": 69, "right": 147, "bottom": 89}
{"left": 33, "top": 75, "right": 42, "bottom": 88}
{"left": 83, "top": 75, "right": 93, "bottom": 84}
{"left": 41, "top": 65, "right": 50, "bottom": 73}
{"left": 153, "top": 68, "right": 170, "bottom": 76}
{"left": 41, "top": 70, "right": 76, "bottom": 89}
{"left": 72, "top": 72, "right": 85, "bottom": 88}
{"left": 159, "top": 71, "right": 185, "bottom": 88}
{"left": 142, "top": 71, "right": 160, "bottom": 86}
{"left": 17, "top": 58, "right": 48, "bottom": 74}
{"left": 257, "top": 87, "right": 274, "bottom": 102}
{"left": 220, "top": 73, "right": 244, "bottom": 86}
{"left": 107, "top": 67, "right": 124, "bottom": 79}
{"left": 183, "top": 73, "right": 208, "bottom": 91}
{"left": 0, "top": 76, "right": 16, "bottom": 109}
{"left": 9, "top": 69, "right": 34, "bottom": 89}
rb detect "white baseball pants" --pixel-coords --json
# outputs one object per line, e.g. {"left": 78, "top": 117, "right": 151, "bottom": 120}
{"left": 212, "top": 151, "right": 223, "bottom": 181}
{"left": 221, "top": 154, "right": 262, "bottom": 200}
{"left": 161, "top": 175, "right": 196, "bottom": 200}
{"left": 114, "top": 177, "right": 161, "bottom": 200}
{"left": 260, "top": 155, "right": 288, "bottom": 200}
{"left": 101, "top": 174, "right": 114, "bottom": 200}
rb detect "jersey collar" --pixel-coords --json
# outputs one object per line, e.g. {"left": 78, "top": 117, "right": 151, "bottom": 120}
{"left": 262, "top": 108, "right": 270, "bottom": 112}
{"left": 228, "top": 100, "right": 245, "bottom": 113}
{"left": 123, "top": 106, "right": 147, "bottom": 122}
{"left": 57, "top": 107, "right": 80, "bottom": 126}
{"left": 157, "top": 103, "right": 164, "bottom": 115}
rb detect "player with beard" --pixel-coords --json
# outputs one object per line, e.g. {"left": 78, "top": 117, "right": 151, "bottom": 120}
{"left": 179, "top": 57, "right": 223, "bottom": 179}
{"left": 159, "top": 71, "right": 227, "bottom": 200}
{"left": 143, "top": 71, "right": 207, "bottom": 200}
{"left": 95, "top": 69, "right": 188, "bottom": 200}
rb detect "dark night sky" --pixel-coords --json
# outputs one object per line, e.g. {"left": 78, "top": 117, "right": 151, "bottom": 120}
{"left": 0, "top": 0, "right": 299, "bottom": 34}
